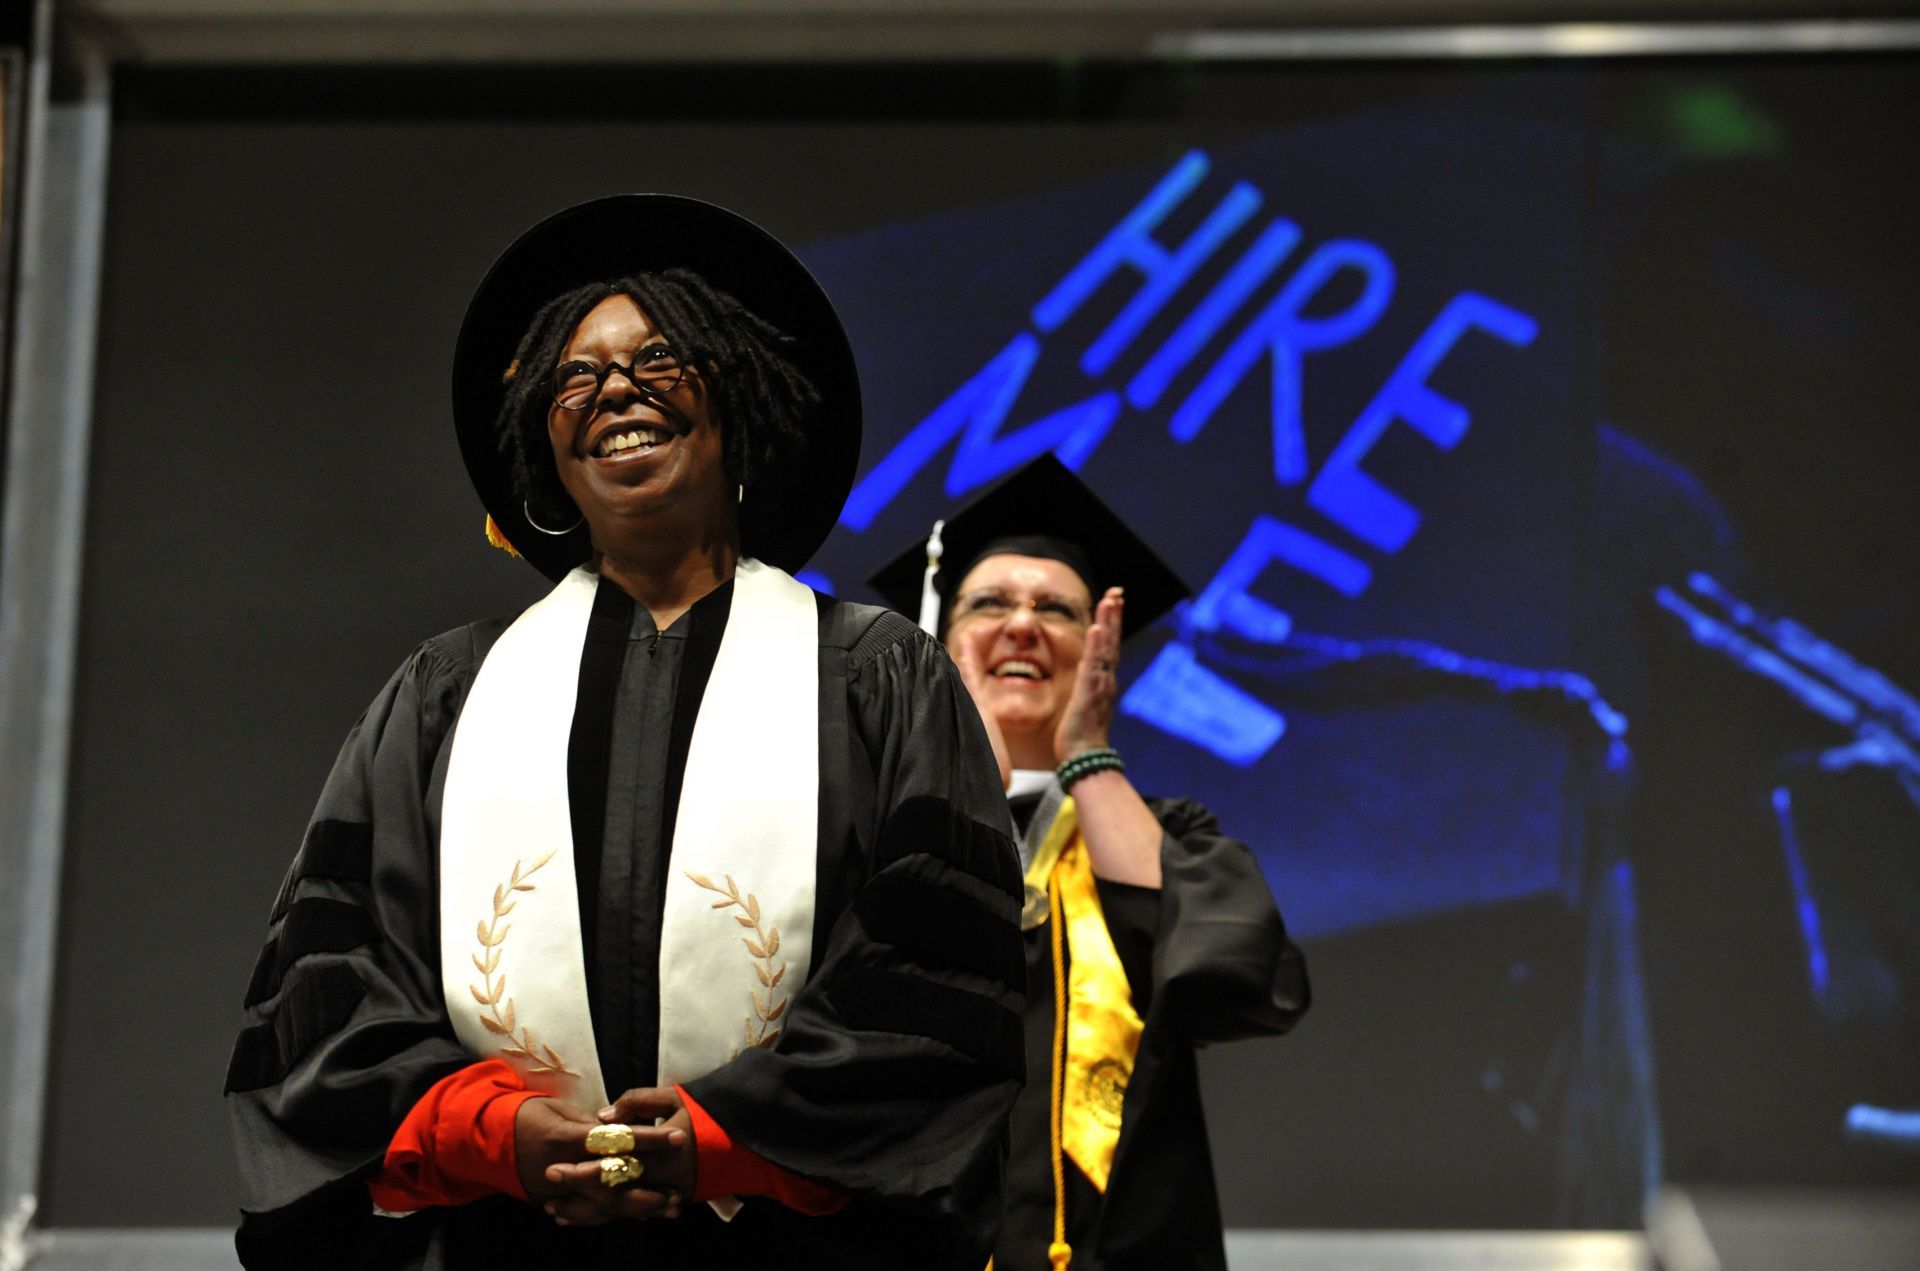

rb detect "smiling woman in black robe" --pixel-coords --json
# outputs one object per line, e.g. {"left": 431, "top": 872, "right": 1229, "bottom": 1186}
{"left": 873, "top": 456, "right": 1310, "bottom": 1271}
{"left": 224, "top": 197, "right": 1023, "bottom": 1270}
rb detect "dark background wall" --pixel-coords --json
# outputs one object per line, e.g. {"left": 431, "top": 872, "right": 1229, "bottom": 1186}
{"left": 47, "top": 58, "right": 1920, "bottom": 1228}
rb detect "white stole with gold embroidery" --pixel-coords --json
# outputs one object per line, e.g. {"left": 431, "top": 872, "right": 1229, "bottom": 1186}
{"left": 438, "top": 559, "right": 819, "bottom": 1123}
{"left": 439, "top": 566, "right": 607, "bottom": 1110}
{"left": 656, "top": 557, "right": 817, "bottom": 1084}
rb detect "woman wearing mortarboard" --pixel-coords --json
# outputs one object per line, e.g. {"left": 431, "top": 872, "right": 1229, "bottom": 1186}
{"left": 871, "top": 455, "right": 1311, "bottom": 1271}
{"left": 224, "top": 197, "right": 1024, "bottom": 1269}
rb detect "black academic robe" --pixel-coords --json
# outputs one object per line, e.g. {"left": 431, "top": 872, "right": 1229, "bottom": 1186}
{"left": 993, "top": 794, "right": 1309, "bottom": 1271}
{"left": 225, "top": 582, "right": 1024, "bottom": 1270}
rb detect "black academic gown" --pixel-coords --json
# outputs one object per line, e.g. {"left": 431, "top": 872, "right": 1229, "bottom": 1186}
{"left": 992, "top": 792, "right": 1309, "bottom": 1271}
{"left": 226, "top": 581, "right": 1024, "bottom": 1270}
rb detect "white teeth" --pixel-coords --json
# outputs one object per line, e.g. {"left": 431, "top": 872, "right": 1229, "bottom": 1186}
{"left": 993, "top": 660, "right": 1045, "bottom": 680}
{"left": 595, "top": 428, "right": 667, "bottom": 458}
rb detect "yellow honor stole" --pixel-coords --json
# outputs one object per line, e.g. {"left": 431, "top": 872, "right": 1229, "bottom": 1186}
{"left": 1019, "top": 796, "right": 1147, "bottom": 1269}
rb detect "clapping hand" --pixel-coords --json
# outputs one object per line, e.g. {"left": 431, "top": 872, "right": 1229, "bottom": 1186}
{"left": 1053, "top": 587, "right": 1123, "bottom": 764}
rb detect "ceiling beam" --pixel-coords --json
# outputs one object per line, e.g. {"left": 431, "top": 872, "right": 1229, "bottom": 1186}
{"left": 69, "top": 0, "right": 1920, "bottom": 65}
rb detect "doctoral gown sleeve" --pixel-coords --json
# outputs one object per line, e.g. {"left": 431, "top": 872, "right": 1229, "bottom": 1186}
{"left": 224, "top": 628, "right": 490, "bottom": 1269}
{"left": 683, "top": 612, "right": 1025, "bottom": 1270}
{"left": 1137, "top": 795, "right": 1310, "bottom": 1043}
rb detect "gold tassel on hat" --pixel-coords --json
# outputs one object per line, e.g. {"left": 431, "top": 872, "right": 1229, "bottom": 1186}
{"left": 484, "top": 514, "right": 522, "bottom": 558}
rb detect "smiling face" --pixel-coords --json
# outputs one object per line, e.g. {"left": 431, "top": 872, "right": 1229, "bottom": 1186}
{"left": 545, "top": 293, "right": 733, "bottom": 553}
{"left": 944, "top": 553, "right": 1093, "bottom": 745}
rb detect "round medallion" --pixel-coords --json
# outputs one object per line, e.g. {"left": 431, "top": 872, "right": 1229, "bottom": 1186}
{"left": 1086, "top": 1057, "right": 1129, "bottom": 1127}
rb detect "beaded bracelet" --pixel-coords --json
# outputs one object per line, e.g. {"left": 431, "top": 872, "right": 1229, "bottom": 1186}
{"left": 1057, "top": 747, "right": 1124, "bottom": 791}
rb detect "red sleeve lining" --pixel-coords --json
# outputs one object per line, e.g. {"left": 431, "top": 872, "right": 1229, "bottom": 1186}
{"left": 677, "top": 1085, "right": 848, "bottom": 1216}
{"left": 366, "top": 1059, "right": 542, "bottom": 1213}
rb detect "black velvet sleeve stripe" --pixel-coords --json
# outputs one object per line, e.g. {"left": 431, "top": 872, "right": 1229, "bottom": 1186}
{"left": 855, "top": 869, "right": 1024, "bottom": 993}
{"left": 225, "top": 962, "right": 368, "bottom": 1094}
{"left": 875, "top": 795, "right": 1022, "bottom": 898}
{"left": 825, "top": 965, "right": 1024, "bottom": 1080}
{"left": 270, "top": 820, "right": 373, "bottom": 921}
{"left": 244, "top": 898, "right": 383, "bottom": 1008}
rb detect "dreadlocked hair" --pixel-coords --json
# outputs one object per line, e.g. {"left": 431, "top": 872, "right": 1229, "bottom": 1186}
{"left": 493, "top": 268, "right": 822, "bottom": 559}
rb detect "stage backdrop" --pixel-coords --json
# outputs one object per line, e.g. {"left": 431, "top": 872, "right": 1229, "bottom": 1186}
{"left": 47, "top": 57, "right": 1920, "bottom": 1229}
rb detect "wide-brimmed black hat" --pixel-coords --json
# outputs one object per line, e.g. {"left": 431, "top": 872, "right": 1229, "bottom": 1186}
{"left": 452, "top": 194, "right": 862, "bottom": 580}
{"left": 867, "top": 455, "right": 1190, "bottom": 641}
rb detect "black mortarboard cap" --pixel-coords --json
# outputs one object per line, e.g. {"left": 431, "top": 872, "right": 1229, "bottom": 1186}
{"left": 866, "top": 455, "right": 1189, "bottom": 641}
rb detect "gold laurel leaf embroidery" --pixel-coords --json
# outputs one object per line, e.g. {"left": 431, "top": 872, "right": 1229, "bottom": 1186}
{"left": 470, "top": 851, "right": 578, "bottom": 1078}
{"left": 687, "top": 870, "right": 790, "bottom": 1051}
{"left": 510, "top": 849, "right": 556, "bottom": 889}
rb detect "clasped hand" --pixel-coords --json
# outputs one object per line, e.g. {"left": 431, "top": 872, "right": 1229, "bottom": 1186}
{"left": 516, "top": 1086, "right": 698, "bottom": 1226}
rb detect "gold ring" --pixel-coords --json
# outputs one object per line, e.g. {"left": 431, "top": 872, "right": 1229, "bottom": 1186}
{"left": 585, "top": 1123, "right": 636, "bottom": 1156}
{"left": 598, "top": 1155, "right": 644, "bottom": 1188}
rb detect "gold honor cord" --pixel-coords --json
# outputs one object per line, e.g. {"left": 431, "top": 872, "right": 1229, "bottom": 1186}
{"left": 1047, "top": 867, "right": 1072, "bottom": 1270}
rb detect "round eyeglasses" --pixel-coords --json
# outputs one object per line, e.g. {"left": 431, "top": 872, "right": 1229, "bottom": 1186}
{"left": 550, "top": 345, "right": 686, "bottom": 411}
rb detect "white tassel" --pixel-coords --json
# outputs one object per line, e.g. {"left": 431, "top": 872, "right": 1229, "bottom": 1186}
{"left": 917, "top": 519, "right": 946, "bottom": 635}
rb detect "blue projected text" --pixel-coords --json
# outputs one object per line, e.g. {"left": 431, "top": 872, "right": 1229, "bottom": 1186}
{"left": 838, "top": 149, "right": 1542, "bottom": 765}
